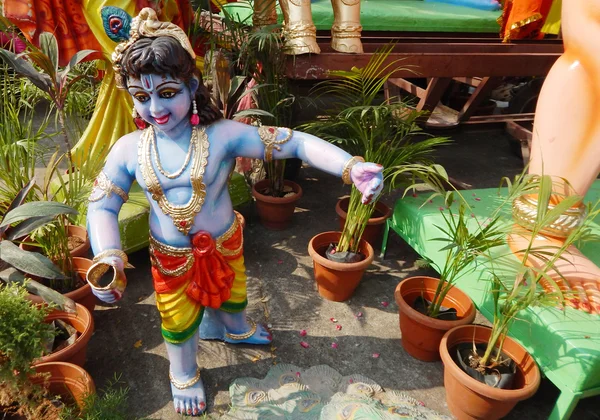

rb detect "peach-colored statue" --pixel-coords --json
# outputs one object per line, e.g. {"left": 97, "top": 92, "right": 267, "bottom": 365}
{"left": 508, "top": 0, "right": 600, "bottom": 314}
{"left": 253, "top": 0, "right": 362, "bottom": 55}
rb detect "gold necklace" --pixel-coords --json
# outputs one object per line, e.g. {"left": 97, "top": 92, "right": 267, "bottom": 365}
{"left": 152, "top": 131, "right": 194, "bottom": 179}
{"left": 139, "top": 125, "right": 209, "bottom": 235}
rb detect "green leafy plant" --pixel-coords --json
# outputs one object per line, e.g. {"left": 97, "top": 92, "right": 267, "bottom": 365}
{"left": 0, "top": 23, "right": 96, "bottom": 171}
{"left": 300, "top": 45, "right": 450, "bottom": 254}
{"left": 472, "top": 174, "right": 600, "bottom": 372}
{"left": 0, "top": 180, "right": 78, "bottom": 310}
{"left": 425, "top": 202, "right": 506, "bottom": 318}
{"left": 0, "top": 282, "right": 56, "bottom": 414}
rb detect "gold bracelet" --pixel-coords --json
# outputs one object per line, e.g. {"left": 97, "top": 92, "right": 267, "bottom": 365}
{"left": 512, "top": 194, "right": 587, "bottom": 238}
{"left": 341, "top": 156, "right": 365, "bottom": 185}
{"left": 258, "top": 126, "right": 293, "bottom": 162}
{"left": 169, "top": 367, "right": 202, "bottom": 390}
{"left": 225, "top": 318, "right": 257, "bottom": 341}
{"left": 92, "top": 249, "right": 134, "bottom": 269}
{"left": 86, "top": 261, "right": 127, "bottom": 295}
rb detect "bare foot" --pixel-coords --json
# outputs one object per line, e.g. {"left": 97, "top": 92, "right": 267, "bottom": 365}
{"left": 199, "top": 308, "right": 272, "bottom": 345}
{"left": 171, "top": 375, "right": 206, "bottom": 416}
{"left": 507, "top": 232, "right": 600, "bottom": 314}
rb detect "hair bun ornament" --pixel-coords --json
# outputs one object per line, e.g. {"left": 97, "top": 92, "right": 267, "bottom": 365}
{"left": 111, "top": 7, "right": 196, "bottom": 89}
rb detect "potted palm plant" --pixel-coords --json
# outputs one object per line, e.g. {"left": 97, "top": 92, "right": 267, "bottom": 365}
{"left": 395, "top": 201, "right": 506, "bottom": 361}
{"left": 302, "top": 45, "right": 450, "bottom": 300}
{"left": 236, "top": 25, "right": 303, "bottom": 230}
{"left": 439, "top": 174, "right": 599, "bottom": 419}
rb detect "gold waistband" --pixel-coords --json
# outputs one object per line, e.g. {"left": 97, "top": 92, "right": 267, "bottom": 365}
{"left": 149, "top": 214, "right": 242, "bottom": 276}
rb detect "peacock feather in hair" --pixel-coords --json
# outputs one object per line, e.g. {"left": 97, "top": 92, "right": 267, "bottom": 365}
{"left": 101, "top": 6, "right": 132, "bottom": 42}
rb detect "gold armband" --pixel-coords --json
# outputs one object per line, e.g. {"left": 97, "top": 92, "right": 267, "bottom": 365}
{"left": 341, "top": 156, "right": 365, "bottom": 185}
{"left": 512, "top": 194, "right": 587, "bottom": 238}
{"left": 89, "top": 172, "right": 129, "bottom": 203}
{"left": 92, "top": 249, "right": 134, "bottom": 269}
{"left": 258, "top": 126, "right": 293, "bottom": 162}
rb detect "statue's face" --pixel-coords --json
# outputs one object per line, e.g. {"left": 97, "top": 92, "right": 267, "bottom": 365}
{"left": 127, "top": 73, "right": 192, "bottom": 133}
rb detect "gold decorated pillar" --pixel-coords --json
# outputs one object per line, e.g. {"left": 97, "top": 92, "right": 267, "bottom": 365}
{"left": 280, "top": 0, "right": 321, "bottom": 55}
{"left": 253, "top": 0, "right": 278, "bottom": 27}
{"left": 330, "top": 0, "right": 363, "bottom": 53}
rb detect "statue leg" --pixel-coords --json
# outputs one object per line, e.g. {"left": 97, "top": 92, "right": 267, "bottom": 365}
{"left": 253, "top": 0, "right": 277, "bottom": 27}
{"left": 199, "top": 307, "right": 272, "bottom": 345}
{"left": 165, "top": 330, "right": 207, "bottom": 416}
{"left": 330, "top": 0, "right": 363, "bottom": 53}
{"left": 508, "top": 0, "right": 600, "bottom": 314}
{"left": 280, "top": 0, "right": 321, "bottom": 55}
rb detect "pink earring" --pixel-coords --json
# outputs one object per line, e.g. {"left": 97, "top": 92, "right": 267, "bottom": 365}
{"left": 190, "top": 99, "right": 200, "bottom": 126}
{"left": 132, "top": 107, "right": 147, "bottom": 130}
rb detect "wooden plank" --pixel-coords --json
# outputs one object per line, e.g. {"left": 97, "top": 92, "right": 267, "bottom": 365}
{"left": 387, "top": 78, "right": 426, "bottom": 98}
{"left": 417, "top": 78, "right": 452, "bottom": 122}
{"left": 505, "top": 121, "right": 532, "bottom": 163}
{"left": 287, "top": 50, "right": 561, "bottom": 79}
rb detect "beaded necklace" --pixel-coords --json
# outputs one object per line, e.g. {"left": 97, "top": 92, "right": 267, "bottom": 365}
{"left": 139, "top": 125, "right": 209, "bottom": 235}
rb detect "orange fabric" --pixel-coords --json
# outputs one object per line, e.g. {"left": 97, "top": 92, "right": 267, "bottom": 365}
{"left": 151, "top": 226, "right": 243, "bottom": 309}
{"left": 3, "top": 0, "right": 193, "bottom": 66}
{"left": 499, "top": 0, "right": 554, "bottom": 42}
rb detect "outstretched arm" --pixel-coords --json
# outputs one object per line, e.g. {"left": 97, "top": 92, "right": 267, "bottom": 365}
{"left": 228, "top": 121, "right": 383, "bottom": 203}
{"left": 86, "top": 134, "right": 137, "bottom": 303}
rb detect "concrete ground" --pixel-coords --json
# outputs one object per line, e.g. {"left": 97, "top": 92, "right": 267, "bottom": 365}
{"left": 84, "top": 127, "right": 600, "bottom": 419}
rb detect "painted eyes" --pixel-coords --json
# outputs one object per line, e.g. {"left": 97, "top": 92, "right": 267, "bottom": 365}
{"left": 133, "top": 90, "right": 180, "bottom": 103}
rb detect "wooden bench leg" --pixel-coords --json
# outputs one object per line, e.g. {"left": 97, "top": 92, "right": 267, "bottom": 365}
{"left": 417, "top": 78, "right": 452, "bottom": 115}
{"left": 457, "top": 76, "right": 503, "bottom": 123}
{"left": 548, "top": 389, "right": 579, "bottom": 420}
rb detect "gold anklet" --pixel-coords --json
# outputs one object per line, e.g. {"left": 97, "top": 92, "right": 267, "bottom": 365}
{"left": 169, "top": 368, "right": 202, "bottom": 390}
{"left": 512, "top": 195, "right": 587, "bottom": 238}
{"left": 225, "top": 319, "right": 257, "bottom": 341}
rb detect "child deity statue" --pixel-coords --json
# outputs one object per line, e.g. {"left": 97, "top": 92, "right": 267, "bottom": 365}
{"left": 86, "top": 8, "right": 383, "bottom": 416}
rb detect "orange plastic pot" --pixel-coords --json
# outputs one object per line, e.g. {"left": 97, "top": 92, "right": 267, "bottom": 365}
{"left": 36, "top": 303, "right": 94, "bottom": 368}
{"left": 252, "top": 179, "right": 303, "bottom": 230}
{"left": 32, "top": 362, "right": 95, "bottom": 409}
{"left": 308, "top": 231, "right": 374, "bottom": 301}
{"left": 335, "top": 197, "right": 391, "bottom": 248}
{"left": 440, "top": 325, "right": 541, "bottom": 420}
{"left": 395, "top": 276, "right": 476, "bottom": 361}
{"left": 66, "top": 225, "right": 90, "bottom": 258}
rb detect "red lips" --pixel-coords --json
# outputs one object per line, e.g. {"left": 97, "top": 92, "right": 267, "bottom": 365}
{"left": 154, "top": 114, "right": 170, "bottom": 124}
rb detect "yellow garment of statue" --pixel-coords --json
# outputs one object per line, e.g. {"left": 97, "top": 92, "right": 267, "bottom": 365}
{"left": 71, "top": 0, "right": 192, "bottom": 166}
{"left": 541, "top": 0, "right": 561, "bottom": 35}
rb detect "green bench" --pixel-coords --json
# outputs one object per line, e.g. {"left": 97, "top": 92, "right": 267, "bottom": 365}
{"left": 383, "top": 183, "right": 600, "bottom": 419}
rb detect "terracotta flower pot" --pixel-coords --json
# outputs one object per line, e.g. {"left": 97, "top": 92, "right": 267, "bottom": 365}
{"left": 20, "top": 224, "right": 90, "bottom": 258}
{"left": 36, "top": 302, "right": 95, "bottom": 368}
{"left": 394, "top": 276, "right": 476, "bottom": 361}
{"left": 307, "top": 231, "right": 374, "bottom": 301}
{"left": 440, "top": 325, "right": 541, "bottom": 420}
{"left": 32, "top": 361, "right": 95, "bottom": 409}
{"left": 335, "top": 197, "right": 391, "bottom": 248}
{"left": 252, "top": 179, "right": 303, "bottom": 230}
{"left": 66, "top": 225, "right": 90, "bottom": 258}
{"left": 28, "top": 257, "right": 97, "bottom": 313}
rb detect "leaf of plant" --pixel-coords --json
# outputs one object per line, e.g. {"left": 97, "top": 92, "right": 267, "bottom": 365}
{"left": 59, "top": 49, "right": 97, "bottom": 79}
{"left": 0, "top": 201, "right": 77, "bottom": 228}
{"left": 0, "top": 267, "right": 76, "bottom": 312}
{"left": 0, "top": 241, "right": 67, "bottom": 279}
{"left": 4, "top": 216, "right": 56, "bottom": 240}
{"left": 39, "top": 32, "right": 59, "bottom": 75}
{"left": 0, "top": 49, "right": 52, "bottom": 93}
{"left": 0, "top": 178, "right": 36, "bottom": 236}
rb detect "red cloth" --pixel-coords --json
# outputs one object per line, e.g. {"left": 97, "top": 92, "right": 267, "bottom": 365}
{"left": 151, "top": 226, "right": 242, "bottom": 309}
